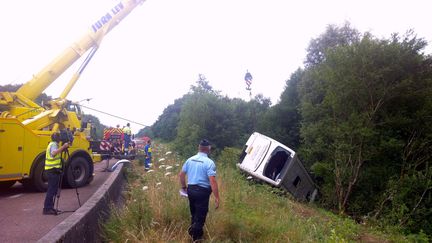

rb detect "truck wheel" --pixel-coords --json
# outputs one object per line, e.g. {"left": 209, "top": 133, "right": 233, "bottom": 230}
{"left": 65, "top": 157, "right": 90, "bottom": 188}
{"left": 29, "top": 158, "right": 48, "bottom": 192}
{"left": 86, "top": 174, "right": 94, "bottom": 184}
{"left": 0, "top": 180, "right": 16, "bottom": 189}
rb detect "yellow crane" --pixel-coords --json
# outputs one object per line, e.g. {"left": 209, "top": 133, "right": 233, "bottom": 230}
{"left": 0, "top": 0, "right": 145, "bottom": 191}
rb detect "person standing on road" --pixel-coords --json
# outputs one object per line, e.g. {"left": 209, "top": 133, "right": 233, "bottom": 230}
{"left": 144, "top": 139, "right": 152, "bottom": 170}
{"left": 178, "top": 139, "right": 220, "bottom": 242}
{"left": 43, "top": 132, "right": 69, "bottom": 215}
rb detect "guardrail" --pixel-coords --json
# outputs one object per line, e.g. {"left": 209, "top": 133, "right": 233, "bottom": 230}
{"left": 38, "top": 163, "right": 127, "bottom": 243}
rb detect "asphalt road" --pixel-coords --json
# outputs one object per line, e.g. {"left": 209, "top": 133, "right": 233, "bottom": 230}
{"left": 0, "top": 159, "right": 117, "bottom": 243}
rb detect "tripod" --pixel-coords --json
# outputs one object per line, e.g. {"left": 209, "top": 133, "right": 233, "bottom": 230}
{"left": 54, "top": 149, "right": 82, "bottom": 214}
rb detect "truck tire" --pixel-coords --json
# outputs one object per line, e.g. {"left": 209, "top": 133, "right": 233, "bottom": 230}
{"left": 65, "top": 157, "right": 90, "bottom": 188}
{"left": 28, "top": 158, "right": 48, "bottom": 192}
{"left": 0, "top": 180, "right": 16, "bottom": 189}
{"left": 87, "top": 174, "right": 94, "bottom": 184}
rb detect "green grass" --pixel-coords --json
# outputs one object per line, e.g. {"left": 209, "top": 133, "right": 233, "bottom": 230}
{"left": 102, "top": 144, "right": 414, "bottom": 242}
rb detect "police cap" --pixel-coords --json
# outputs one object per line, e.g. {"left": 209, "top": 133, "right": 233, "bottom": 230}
{"left": 199, "top": 139, "right": 210, "bottom": 146}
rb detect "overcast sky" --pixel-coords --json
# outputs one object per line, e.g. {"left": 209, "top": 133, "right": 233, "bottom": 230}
{"left": 0, "top": 0, "right": 430, "bottom": 132}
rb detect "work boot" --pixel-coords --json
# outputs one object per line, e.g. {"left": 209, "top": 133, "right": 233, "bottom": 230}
{"left": 43, "top": 208, "right": 58, "bottom": 215}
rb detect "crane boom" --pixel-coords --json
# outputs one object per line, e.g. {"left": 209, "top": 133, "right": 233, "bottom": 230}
{"left": 16, "top": 0, "right": 144, "bottom": 101}
{"left": 0, "top": 0, "right": 145, "bottom": 192}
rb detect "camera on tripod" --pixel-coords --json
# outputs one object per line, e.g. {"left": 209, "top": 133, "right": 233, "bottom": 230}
{"left": 59, "top": 129, "right": 74, "bottom": 146}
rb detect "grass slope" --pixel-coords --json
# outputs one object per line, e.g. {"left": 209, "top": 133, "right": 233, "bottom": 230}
{"left": 102, "top": 142, "right": 413, "bottom": 242}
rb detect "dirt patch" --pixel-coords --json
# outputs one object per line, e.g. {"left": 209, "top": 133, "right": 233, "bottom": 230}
{"left": 291, "top": 203, "right": 318, "bottom": 218}
{"left": 358, "top": 233, "right": 389, "bottom": 243}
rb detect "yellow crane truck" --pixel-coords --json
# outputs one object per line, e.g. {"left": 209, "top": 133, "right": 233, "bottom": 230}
{"left": 0, "top": 0, "right": 144, "bottom": 191}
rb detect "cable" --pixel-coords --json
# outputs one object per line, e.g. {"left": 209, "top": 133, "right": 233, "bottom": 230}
{"left": 14, "top": 107, "right": 44, "bottom": 118}
{"left": 79, "top": 104, "right": 148, "bottom": 127}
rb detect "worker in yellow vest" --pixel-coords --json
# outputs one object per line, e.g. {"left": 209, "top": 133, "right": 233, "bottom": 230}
{"left": 123, "top": 123, "right": 132, "bottom": 155}
{"left": 43, "top": 132, "right": 70, "bottom": 215}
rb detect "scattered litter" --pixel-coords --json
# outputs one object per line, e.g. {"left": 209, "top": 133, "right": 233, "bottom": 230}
{"left": 150, "top": 220, "right": 160, "bottom": 227}
{"left": 179, "top": 189, "right": 188, "bottom": 198}
{"left": 156, "top": 182, "right": 162, "bottom": 186}
{"left": 109, "top": 159, "right": 130, "bottom": 171}
{"left": 142, "top": 186, "right": 149, "bottom": 191}
{"left": 159, "top": 164, "right": 165, "bottom": 168}
{"left": 175, "top": 164, "right": 180, "bottom": 167}
{"left": 159, "top": 158, "right": 165, "bottom": 162}
{"left": 165, "top": 151, "right": 172, "bottom": 155}
{"left": 165, "top": 166, "right": 173, "bottom": 170}
{"left": 165, "top": 172, "right": 172, "bottom": 176}
{"left": 147, "top": 170, "right": 154, "bottom": 173}
{"left": 247, "top": 176, "right": 253, "bottom": 180}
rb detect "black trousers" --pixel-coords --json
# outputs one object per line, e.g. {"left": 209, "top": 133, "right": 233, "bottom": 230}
{"left": 43, "top": 169, "right": 61, "bottom": 210}
{"left": 187, "top": 185, "right": 212, "bottom": 241}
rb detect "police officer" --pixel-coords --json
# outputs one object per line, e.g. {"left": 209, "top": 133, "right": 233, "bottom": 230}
{"left": 178, "top": 139, "right": 220, "bottom": 242}
{"left": 43, "top": 132, "right": 69, "bottom": 215}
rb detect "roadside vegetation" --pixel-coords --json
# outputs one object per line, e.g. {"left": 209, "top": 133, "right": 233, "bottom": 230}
{"left": 133, "top": 22, "right": 431, "bottom": 240}
{"left": 100, "top": 21, "right": 432, "bottom": 241}
{"left": 102, "top": 143, "right": 419, "bottom": 242}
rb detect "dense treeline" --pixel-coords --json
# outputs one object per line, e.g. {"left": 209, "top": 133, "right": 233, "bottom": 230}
{"left": 151, "top": 74, "right": 271, "bottom": 156}
{"left": 144, "top": 23, "right": 432, "bottom": 237}
{"left": 300, "top": 24, "right": 432, "bottom": 236}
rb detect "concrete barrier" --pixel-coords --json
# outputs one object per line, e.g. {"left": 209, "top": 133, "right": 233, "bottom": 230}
{"left": 38, "top": 163, "right": 127, "bottom": 243}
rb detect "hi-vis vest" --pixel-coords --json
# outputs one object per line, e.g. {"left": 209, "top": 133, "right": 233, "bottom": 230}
{"left": 45, "top": 142, "right": 62, "bottom": 170}
{"left": 145, "top": 144, "right": 152, "bottom": 155}
{"left": 123, "top": 126, "right": 131, "bottom": 136}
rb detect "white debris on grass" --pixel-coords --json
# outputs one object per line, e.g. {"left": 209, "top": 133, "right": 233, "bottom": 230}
{"left": 159, "top": 164, "right": 165, "bottom": 168}
{"left": 165, "top": 151, "right": 172, "bottom": 155}
{"left": 156, "top": 182, "right": 162, "bottom": 186}
{"left": 165, "top": 166, "right": 173, "bottom": 170}
{"left": 142, "top": 186, "right": 149, "bottom": 191}
{"left": 159, "top": 158, "right": 165, "bottom": 162}
{"left": 247, "top": 176, "right": 253, "bottom": 180}
{"left": 175, "top": 164, "right": 180, "bottom": 167}
{"left": 165, "top": 172, "right": 172, "bottom": 176}
{"left": 147, "top": 170, "right": 154, "bottom": 173}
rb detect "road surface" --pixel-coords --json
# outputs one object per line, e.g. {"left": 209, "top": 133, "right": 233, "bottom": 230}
{"left": 0, "top": 159, "right": 117, "bottom": 242}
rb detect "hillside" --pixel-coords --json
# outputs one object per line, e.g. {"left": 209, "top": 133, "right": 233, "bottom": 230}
{"left": 101, "top": 142, "right": 422, "bottom": 242}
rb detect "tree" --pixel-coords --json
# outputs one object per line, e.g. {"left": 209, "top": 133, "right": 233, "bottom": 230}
{"left": 151, "top": 96, "right": 186, "bottom": 141}
{"left": 82, "top": 114, "right": 105, "bottom": 140}
{"left": 190, "top": 74, "right": 219, "bottom": 95}
{"left": 305, "top": 22, "right": 361, "bottom": 67}
{"left": 300, "top": 27, "right": 432, "bottom": 223}
{"left": 174, "top": 75, "right": 223, "bottom": 155}
{"left": 170, "top": 74, "right": 272, "bottom": 157}
{"left": 258, "top": 69, "right": 303, "bottom": 150}
{"left": 136, "top": 126, "right": 154, "bottom": 138}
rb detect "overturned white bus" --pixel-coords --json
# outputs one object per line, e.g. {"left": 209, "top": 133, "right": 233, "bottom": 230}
{"left": 237, "top": 132, "right": 318, "bottom": 202}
